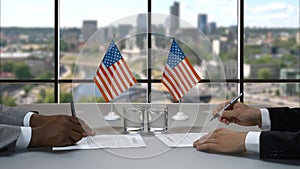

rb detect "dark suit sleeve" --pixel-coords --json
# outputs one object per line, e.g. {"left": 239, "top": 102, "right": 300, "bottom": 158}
{"left": 259, "top": 107, "right": 300, "bottom": 159}
{"left": 260, "top": 131, "right": 300, "bottom": 159}
{"left": 268, "top": 107, "right": 300, "bottom": 132}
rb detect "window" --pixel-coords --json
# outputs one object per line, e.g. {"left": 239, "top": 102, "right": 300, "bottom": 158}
{"left": 1, "top": 0, "right": 54, "bottom": 105}
{"left": 243, "top": 0, "right": 300, "bottom": 106}
{"left": 1, "top": 0, "right": 299, "bottom": 107}
{"left": 59, "top": 0, "right": 147, "bottom": 103}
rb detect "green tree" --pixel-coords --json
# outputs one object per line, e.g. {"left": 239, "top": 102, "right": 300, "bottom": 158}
{"left": 47, "top": 43, "right": 54, "bottom": 52}
{"left": 60, "top": 91, "right": 72, "bottom": 103}
{"left": 44, "top": 91, "right": 54, "bottom": 103}
{"left": 219, "top": 48, "right": 237, "bottom": 61}
{"left": 37, "top": 89, "right": 54, "bottom": 103}
{"left": 0, "top": 39, "right": 7, "bottom": 47}
{"left": 78, "top": 96, "right": 94, "bottom": 103}
{"left": 96, "top": 97, "right": 106, "bottom": 103}
{"left": 0, "top": 96, "right": 17, "bottom": 106}
{"left": 70, "top": 43, "right": 77, "bottom": 51}
{"left": 275, "top": 89, "right": 280, "bottom": 96}
{"left": 268, "top": 89, "right": 273, "bottom": 94}
{"left": 39, "top": 89, "right": 47, "bottom": 101}
{"left": 280, "top": 54, "right": 299, "bottom": 68}
{"left": 257, "top": 68, "right": 272, "bottom": 79}
{"left": 1, "top": 61, "right": 14, "bottom": 72}
{"left": 23, "top": 84, "right": 35, "bottom": 95}
{"left": 60, "top": 40, "right": 69, "bottom": 51}
{"left": 36, "top": 71, "right": 54, "bottom": 79}
{"left": 77, "top": 96, "right": 106, "bottom": 103}
{"left": 273, "top": 38, "right": 297, "bottom": 50}
{"left": 254, "top": 55, "right": 273, "bottom": 64}
{"left": 244, "top": 45, "right": 261, "bottom": 64}
{"left": 14, "top": 62, "right": 32, "bottom": 79}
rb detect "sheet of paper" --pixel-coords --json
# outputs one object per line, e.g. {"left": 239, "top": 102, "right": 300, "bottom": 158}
{"left": 155, "top": 133, "right": 207, "bottom": 147}
{"left": 53, "top": 134, "right": 146, "bottom": 151}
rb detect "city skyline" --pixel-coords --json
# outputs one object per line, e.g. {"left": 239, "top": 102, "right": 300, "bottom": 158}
{"left": 1, "top": 1, "right": 299, "bottom": 106}
{"left": 1, "top": 0, "right": 299, "bottom": 28}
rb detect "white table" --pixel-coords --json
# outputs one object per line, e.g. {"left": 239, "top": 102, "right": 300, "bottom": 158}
{"left": 1, "top": 103, "right": 299, "bottom": 169}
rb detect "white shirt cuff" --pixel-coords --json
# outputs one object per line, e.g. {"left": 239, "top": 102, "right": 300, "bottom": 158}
{"left": 260, "top": 108, "right": 271, "bottom": 131}
{"left": 23, "top": 112, "right": 36, "bottom": 127}
{"left": 245, "top": 131, "right": 261, "bottom": 153}
{"left": 15, "top": 127, "right": 32, "bottom": 149}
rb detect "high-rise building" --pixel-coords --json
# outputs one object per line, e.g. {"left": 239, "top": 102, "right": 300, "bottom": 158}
{"left": 137, "top": 14, "right": 147, "bottom": 30}
{"left": 118, "top": 24, "right": 132, "bottom": 39}
{"left": 197, "top": 14, "right": 207, "bottom": 34}
{"left": 170, "top": 1, "right": 180, "bottom": 33}
{"left": 136, "top": 14, "right": 147, "bottom": 49}
{"left": 208, "top": 22, "right": 216, "bottom": 35}
{"left": 81, "top": 20, "right": 97, "bottom": 41}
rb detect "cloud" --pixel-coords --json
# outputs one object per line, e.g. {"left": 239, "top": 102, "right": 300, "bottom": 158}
{"left": 245, "top": 2, "right": 299, "bottom": 28}
{"left": 251, "top": 2, "right": 298, "bottom": 14}
{"left": 251, "top": 3, "right": 287, "bottom": 13}
{"left": 180, "top": 0, "right": 238, "bottom": 26}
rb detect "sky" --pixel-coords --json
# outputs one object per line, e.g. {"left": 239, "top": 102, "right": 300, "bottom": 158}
{"left": 244, "top": 0, "right": 300, "bottom": 28}
{"left": 0, "top": 0, "right": 299, "bottom": 28}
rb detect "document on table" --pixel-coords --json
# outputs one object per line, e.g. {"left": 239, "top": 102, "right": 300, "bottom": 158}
{"left": 155, "top": 133, "right": 207, "bottom": 147}
{"left": 53, "top": 134, "right": 146, "bottom": 150}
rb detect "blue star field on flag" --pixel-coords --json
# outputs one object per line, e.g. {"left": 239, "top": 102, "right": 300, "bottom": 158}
{"left": 167, "top": 40, "right": 186, "bottom": 68}
{"left": 102, "top": 40, "right": 123, "bottom": 68}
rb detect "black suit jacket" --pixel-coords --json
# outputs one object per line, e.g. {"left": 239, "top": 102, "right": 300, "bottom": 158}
{"left": 260, "top": 107, "right": 300, "bottom": 159}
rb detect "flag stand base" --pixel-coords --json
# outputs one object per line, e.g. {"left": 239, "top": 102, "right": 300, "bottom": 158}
{"left": 104, "top": 112, "right": 120, "bottom": 121}
{"left": 172, "top": 112, "right": 189, "bottom": 121}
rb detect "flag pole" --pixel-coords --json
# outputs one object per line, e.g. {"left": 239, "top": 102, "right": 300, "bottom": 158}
{"left": 171, "top": 38, "right": 187, "bottom": 121}
{"left": 103, "top": 34, "right": 120, "bottom": 121}
{"left": 110, "top": 100, "right": 113, "bottom": 113}
{"left": 104, "top": 100, "right": 120, "bottom": 121}
{"left": 172, "top": 98, "right": 189, "bottom": 121}
{"left": 179, "top": 98, "right": 182, "bottom": 112}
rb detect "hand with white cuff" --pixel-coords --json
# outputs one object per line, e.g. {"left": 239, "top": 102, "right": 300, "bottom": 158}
{"left": 193, "top": 101, "right": 262, "bottom": 154}
{"left": 194, "top": 102, "right": 300, "bottom": 159}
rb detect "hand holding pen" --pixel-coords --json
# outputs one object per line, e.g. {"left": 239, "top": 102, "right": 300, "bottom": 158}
{"left": 210, "top": 95, "right": 262, "bottom": 127}
{"left": 210, "top": 93, "right": 243, "bottom": 121}
{"left": 70, "top": 100, "right": 77, "bottom": 117}
{"left": 70, "top": 101, "right": 96, "bottom": 137}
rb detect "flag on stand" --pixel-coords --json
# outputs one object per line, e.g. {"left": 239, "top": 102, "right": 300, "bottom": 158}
{"left": 161, "top": 39, "right": 201, "bottom": 101}
{"left": 94, "top": 40, "right": 137, "bottom": 102}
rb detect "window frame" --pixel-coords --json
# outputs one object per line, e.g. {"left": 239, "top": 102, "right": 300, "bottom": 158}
{"left": 0, "top": 0, "right": 299, "bottom": 104}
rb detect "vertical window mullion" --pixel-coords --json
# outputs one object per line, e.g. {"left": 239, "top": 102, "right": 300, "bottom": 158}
{"left": 239, "top": 0, "right": 244, "bottom": 102}
{"left": 147, "top": 0, "right": 152, "bottom": 103}
{"left": 54, "top": 0, "right": 60, "bottom": 103}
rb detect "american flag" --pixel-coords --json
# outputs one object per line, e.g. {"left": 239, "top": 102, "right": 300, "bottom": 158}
{"left": 93, "top": 40, "right": 137, "bottom": 102}
{"left": 161, "top": 39, "right": 201, "bottom": 101}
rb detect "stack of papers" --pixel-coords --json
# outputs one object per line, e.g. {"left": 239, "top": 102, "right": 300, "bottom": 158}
{"left": 155, "top": 133, "right": 207, "bottom": 147}
{"left": 53, "top": 134, "right": 146, "bottom": 151}
{"left": 53, "top": 133, "right": 207, "bottom": 150}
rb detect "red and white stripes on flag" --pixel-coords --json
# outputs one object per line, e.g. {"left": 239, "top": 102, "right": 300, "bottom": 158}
{"left": 161, "top": 39, "right": 201, "bottom": 101}
{"left": 93, "top": 40, "right": 137, "bottom": 102}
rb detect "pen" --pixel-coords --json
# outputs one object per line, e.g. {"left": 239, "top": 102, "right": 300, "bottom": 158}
{"left": 70, "top": 100, "right": 77, "bottom": 117}
{"left": 209, "top": 93, "right": 243, "bottom": 121}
